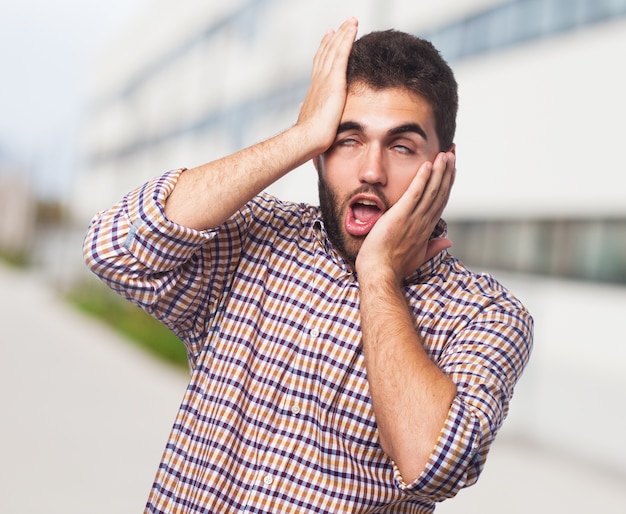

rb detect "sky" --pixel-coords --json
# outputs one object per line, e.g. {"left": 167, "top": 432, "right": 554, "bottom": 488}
{"left": 0, "top": 0, "right": 149, "bottom": 199}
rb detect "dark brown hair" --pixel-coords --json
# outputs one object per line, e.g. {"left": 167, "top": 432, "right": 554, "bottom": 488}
{"left": 347, "top": 30, "right": 458, "bottom": 151}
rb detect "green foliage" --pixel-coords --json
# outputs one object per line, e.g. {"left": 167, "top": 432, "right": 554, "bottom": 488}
{"left": 68, "top": 280, "right": 189, "bottom": 370}
{"left": 0, "top": 250, "right": 30, "bottom": 268}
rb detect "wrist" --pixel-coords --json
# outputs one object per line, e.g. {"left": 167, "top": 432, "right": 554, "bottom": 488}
{"left": 356, "top": 260, "right": 403, "bottom": 290}
{"left": 292, "top": 115, "right": 338, "bottom": 158}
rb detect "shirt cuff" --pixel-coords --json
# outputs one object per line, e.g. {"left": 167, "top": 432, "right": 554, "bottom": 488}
{"left": 393, "top": 396, "right": 485, "bottom": 501}
{"left": 123, "top": 168, "right": 217, "bottom": 271}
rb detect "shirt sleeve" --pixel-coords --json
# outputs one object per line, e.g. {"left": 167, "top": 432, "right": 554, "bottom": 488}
{"left": 394, "top": 302, "right": 533, "bottom": 501}
{"left": 82, "top": 169, "right": 221, "bottom": 358}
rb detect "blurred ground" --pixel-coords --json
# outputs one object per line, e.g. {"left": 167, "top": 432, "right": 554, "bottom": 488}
{"left": 1, "top": 263, "right": 624, "bottom": 513}
{"left": 0, "top": 264, "right": 188, "bottom": 513}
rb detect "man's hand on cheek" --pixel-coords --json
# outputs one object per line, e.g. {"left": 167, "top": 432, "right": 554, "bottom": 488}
{"left": 355, "top": 152, "right": 455, "bottom": 283}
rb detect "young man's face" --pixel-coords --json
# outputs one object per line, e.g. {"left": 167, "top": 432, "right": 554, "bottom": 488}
{"left": 316, "top": 84, "right": 445, "bottom": 265}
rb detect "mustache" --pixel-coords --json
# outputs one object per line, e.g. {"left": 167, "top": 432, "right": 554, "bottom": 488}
{"left": 343, "top": 185, "right": 391, "bottom": 211}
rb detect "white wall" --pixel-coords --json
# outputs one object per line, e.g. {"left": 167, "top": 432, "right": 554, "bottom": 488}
{"left": 493, "top": 272, "right": 626, "bottom": 476}
{"left": 74, "top": 0, "right": 509, "bottom": 222}
{"left": 450, "top": 15, "right": 626, "bottom": 219}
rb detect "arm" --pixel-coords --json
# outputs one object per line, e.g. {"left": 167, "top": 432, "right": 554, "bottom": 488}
{"left": 164, "top": 17, "right": 359, "bottom": 230}
{"left": 83, "top": 19, "right": 358, "bottom": 358}
{"left": 356, "top": 152, "right": 457, "bottom": 483}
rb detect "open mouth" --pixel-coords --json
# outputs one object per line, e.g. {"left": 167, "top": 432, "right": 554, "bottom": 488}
{"left": 352, "top": 199, "right": 381, "bottom": 225}
{"left": 345, "top": 194, "right": 385, "bottom": 237}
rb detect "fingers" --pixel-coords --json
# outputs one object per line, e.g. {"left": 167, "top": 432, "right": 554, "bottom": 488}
{"left": 320, "top": 17, "right": 359, "bottom": 51}
{"left": 436, "top": 151, "right": 456, "bottom": 209}
{"left": 313, "top": 17, "right": 358, "bottom": 76}
{"left": 412, "top": 151, "right": 455, "bottom": 214}
{"left": 298, "top": 18, "right": 358, "bottom": 150}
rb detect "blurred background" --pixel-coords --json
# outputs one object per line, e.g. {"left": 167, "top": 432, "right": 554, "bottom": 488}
{"left": 1, "top": 0, "right": 625, "bottom": 512}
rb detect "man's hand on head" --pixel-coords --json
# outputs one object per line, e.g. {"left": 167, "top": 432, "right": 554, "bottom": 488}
{"left": 296, "top": 17, "right": 358, "bottom": 156}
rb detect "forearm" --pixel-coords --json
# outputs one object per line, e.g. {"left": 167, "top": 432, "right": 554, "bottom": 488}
{"left": 165, "top": 125, "right": 321, "bottom": 230}
{"left": 165, "top": 18, "right": 359, "bottom": 230}
{"left": 359, "top": 272, "right": 456, "bottom": 483}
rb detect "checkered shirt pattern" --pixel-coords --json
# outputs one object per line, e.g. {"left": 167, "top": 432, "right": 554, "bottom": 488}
{"left": 83, "top": 169, "right": 533, "bottom": 513}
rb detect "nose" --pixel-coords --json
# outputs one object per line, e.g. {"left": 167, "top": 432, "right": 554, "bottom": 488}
{"left": 358, "top": 144, "right": 387, "bottom": 186}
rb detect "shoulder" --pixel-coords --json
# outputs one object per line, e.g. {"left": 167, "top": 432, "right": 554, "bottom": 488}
{"left": 408, "top": 254, "right": 532, "bottom": 327}
{"left": 219, "top": 193, "right": 321, "bottom": 252}
{"left": 241, "top": 193, "right": 320, "bottom": 231}
{"left": 451, "top": 258, "right": 528, "bottom": 313}
{"left": 408, "top": 256, "right": 533, "bottom": 365}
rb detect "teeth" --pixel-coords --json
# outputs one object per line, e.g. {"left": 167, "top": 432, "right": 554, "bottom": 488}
{"left": 359, "top": 199, "right": 377, "bottom": 206}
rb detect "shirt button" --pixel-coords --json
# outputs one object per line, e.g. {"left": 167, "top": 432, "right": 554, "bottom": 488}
{"left": 310, "top": 328, "right": 320, "bottom": 338}
{"left": 290, "top": 405, "right": 301, "bottom": 415}
{"left": 263, "top": 475, "right": 274, "bottom": 485}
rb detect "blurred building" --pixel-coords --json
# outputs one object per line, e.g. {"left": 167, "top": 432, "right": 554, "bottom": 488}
{"left": 0, "top": 170, "right": 35, "bottom": 262}
{"left": 74, "top": 0, "right": 626, "bottom": 285}
{"left": 73, "top": 0, "right": 626, "bottom": 485}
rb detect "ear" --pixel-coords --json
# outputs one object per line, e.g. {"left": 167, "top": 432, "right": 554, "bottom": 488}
{"left": 448, "top": 143, "right": 456, "bottom": 155}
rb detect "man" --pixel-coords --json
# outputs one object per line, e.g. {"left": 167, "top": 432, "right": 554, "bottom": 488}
{"left": 84, "top": 17, "right": 533, "bottom": 513}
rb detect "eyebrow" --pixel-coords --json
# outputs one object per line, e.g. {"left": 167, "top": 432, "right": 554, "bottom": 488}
{"left": 388, "top": 123, "right": 428, "bottom": 141}
{"left": 336, "top": 121, "right": 363, "bottom": 134}
{"left": 336, "top": 121, "right": 428, "bottom": 141}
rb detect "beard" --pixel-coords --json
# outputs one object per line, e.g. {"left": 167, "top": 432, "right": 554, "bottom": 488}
{"left": 318, "top": 178, "right": 389, "bottom": 267}
{"left": 318, "top": 178, "right": 358, "bottom": 266}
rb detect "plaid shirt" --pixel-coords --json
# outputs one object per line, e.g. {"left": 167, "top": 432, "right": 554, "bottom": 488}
{"left": 84, "top": 169, "right": 533, "bottom": 513}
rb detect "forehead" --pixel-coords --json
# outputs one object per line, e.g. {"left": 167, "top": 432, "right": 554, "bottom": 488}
{"left": 342, "top": 85, "right": 436, "bottom": 136}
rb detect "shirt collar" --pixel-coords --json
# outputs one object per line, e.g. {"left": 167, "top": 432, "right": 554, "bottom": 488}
{"left": 403, "top": 218, "right": 450, "bottom": 285}
{"left": 311, "top": 212, "right": 355, "bottom": 277}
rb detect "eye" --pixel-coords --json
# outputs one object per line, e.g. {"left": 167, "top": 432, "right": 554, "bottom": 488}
{"left": 391, "top": 143, "right": 415, "bottom": 155}
{"left": 338, "top": 137, "right": 359, "bottom": 147}
{"left": 330, "top": 136, "right": 361, "bottom": 154}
